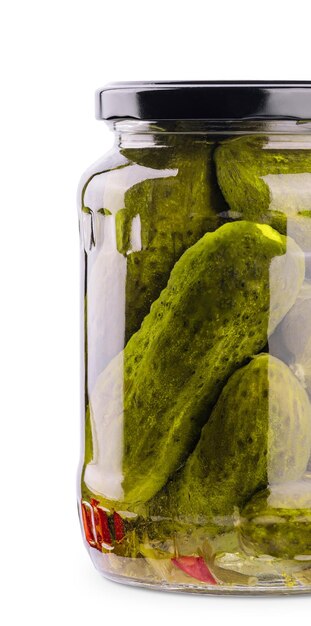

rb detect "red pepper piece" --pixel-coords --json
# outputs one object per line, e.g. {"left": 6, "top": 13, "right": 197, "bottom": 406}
{"left": 172, "top": 556, "right": 217, "bottom": 584}
{"left": 90, "top": 498, "right": 100, "bottom": 507}
{"left": 96, "top": 507, "right": 112, "bottom": 545}
{"left": 81, "top": 502, "right": 97, "bottom": 548}
{"left": 113, "top": 511, "right": 125, "bottom": 541}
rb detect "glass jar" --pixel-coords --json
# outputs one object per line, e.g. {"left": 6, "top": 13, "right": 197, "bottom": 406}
{"left": 78, "top": 82, "right": 311, "bottom": 594}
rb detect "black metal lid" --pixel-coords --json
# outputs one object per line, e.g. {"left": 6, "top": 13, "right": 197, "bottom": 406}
{"left": 96, "top": 81, "right": 311, "bottom": 121}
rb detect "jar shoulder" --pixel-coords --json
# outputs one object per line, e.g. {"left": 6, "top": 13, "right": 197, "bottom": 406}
{"left": 77, "top": 148, "right": 130, "bottom": 212}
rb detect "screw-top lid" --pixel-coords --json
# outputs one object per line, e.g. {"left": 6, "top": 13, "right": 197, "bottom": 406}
{"left": 96, "top": 81, "right": 311, "bottom": 121}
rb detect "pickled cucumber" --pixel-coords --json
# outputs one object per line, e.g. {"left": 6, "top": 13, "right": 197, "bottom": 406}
{"left": 84, "top": 222, "right": 305, "bottom": 506}
{"left": 148, "top": 355, "right": 311, "bottom": 535}
{"left": 214, "top": 135, "right": 311, "bottom": 272}
{"left": 117, "top": 139, "right": 226, "bottom": 341}
{"left": 215, "top": 135, "right": 311, "bottom": 220}
{"left": 240, "top": 481, "right": 311, "bottom": 558}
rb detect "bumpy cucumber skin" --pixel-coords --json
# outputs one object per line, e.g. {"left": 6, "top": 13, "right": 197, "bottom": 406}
{"left": 148, "top": 355, "right": 311, "bottom": 538}
{"left": 240, "top": 485, "right": 311, "bottom": 558}
{"left": 120, "top": 222, "right": 304, "bottom": 505}
{"left": 215, "top": 135, "right": 311, "bottom": 222}
{"left": 117, "top": 140, "right": 226, "bottom": 341}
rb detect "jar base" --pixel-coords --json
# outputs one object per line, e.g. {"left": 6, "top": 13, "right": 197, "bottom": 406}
{"left": 99, "top": 572, "right": 311, "bottom": 596}
{"left": 88, "top": 547, "right": 311, "bottom": 596}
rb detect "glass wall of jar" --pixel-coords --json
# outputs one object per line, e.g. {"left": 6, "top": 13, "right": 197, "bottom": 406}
{"left": 78, "top": 83, "right": 311, "bottom": 594}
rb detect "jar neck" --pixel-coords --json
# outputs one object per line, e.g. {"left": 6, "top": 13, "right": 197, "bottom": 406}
{"left": 110, "top": 119, "right": 311, "bottom": 149}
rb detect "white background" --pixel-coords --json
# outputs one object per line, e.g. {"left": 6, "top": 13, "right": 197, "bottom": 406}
{"left": 1, "top": 1, "right": 311, "bottom": 624}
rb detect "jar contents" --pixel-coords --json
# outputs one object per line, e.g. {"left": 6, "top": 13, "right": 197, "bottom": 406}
{"left": 79, "top": 129, "right": 311, "bottom": 593}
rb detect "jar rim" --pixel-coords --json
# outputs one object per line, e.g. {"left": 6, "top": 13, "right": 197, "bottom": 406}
{"left": 96, "top": 81, "right": 311, "bottom": 122}
{"left": 112, "top": 119, "right": 311, "bottom": 136}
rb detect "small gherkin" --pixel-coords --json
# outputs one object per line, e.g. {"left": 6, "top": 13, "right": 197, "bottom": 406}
{"left": 214, "top": 135, "right": 311, "bottom": 272}
{"left": 148, "top": 354, "right": 311, "bottom": 537}
{"left": 84, "top": 222, "right": 305, "bottom": 507}
{"left": 215, "top": 135, "right": 311, "bottom": 220}
{"left": 117, "top": 137, "right": 226, "bottom": 342}
{"left": 240, "top": 481, "right": 311, "bottom": 558}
